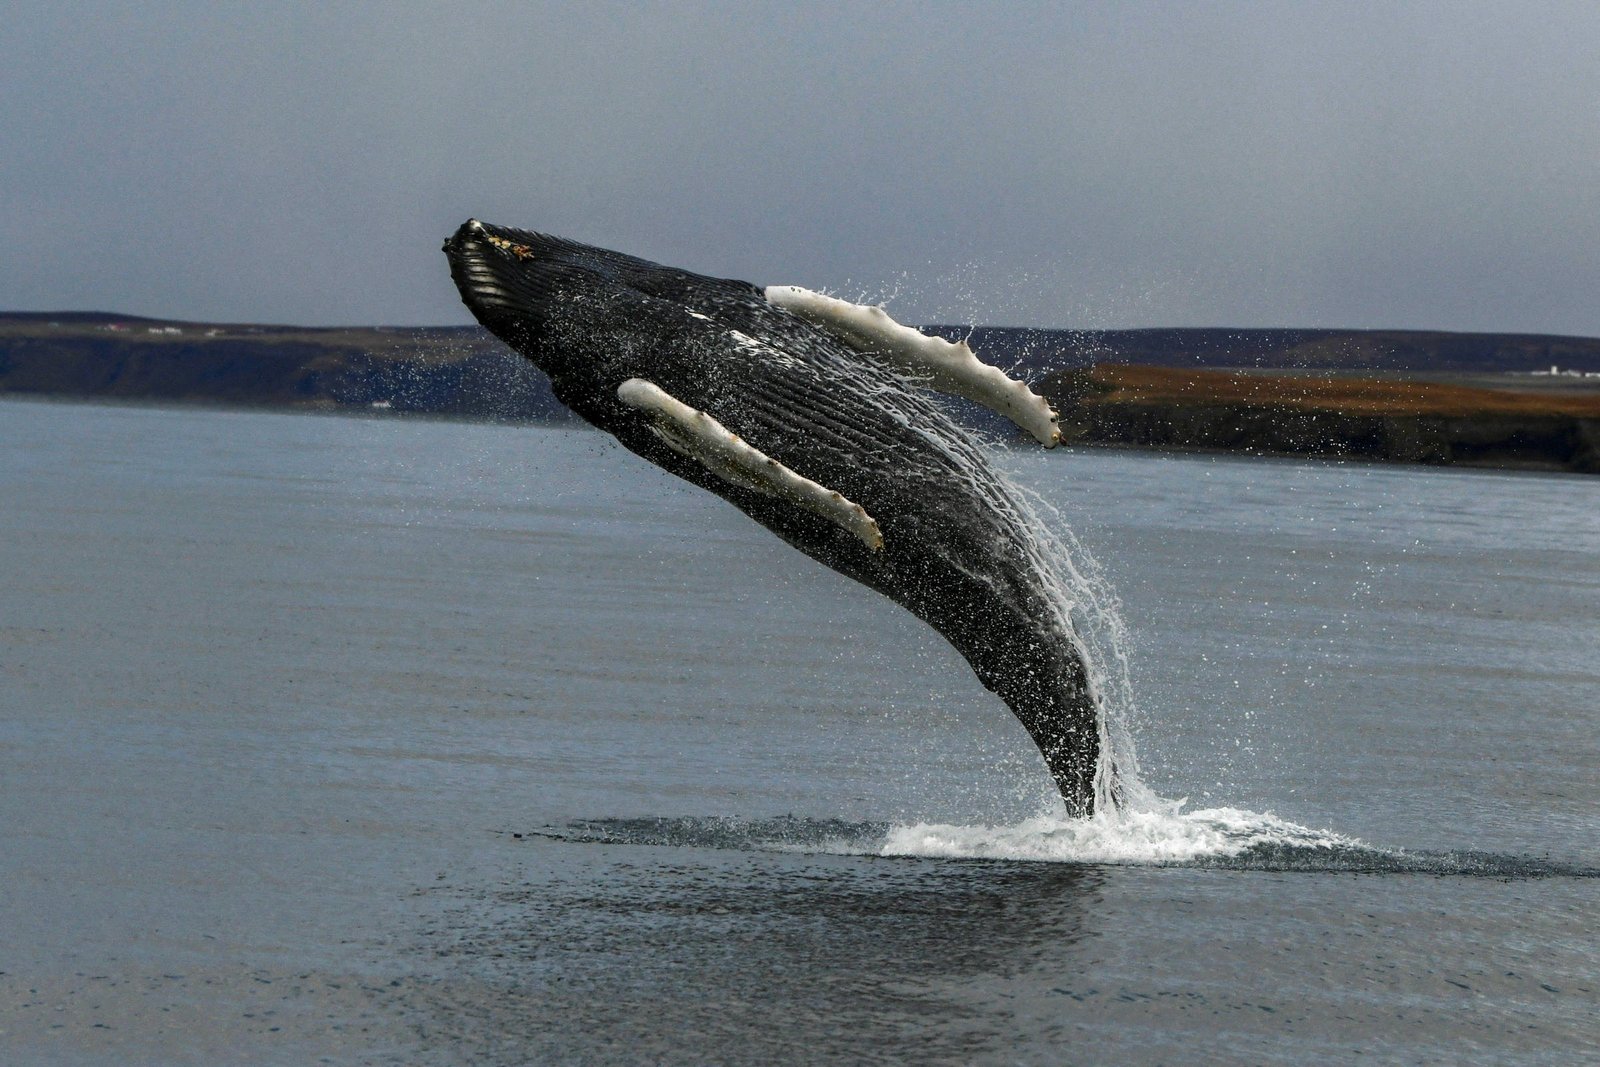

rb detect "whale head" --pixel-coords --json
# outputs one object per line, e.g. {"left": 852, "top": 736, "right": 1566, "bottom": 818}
{"left": 444, "top": 219, "right": 631, "bottom": 378}
{"left": 444, "top": 218, "right": 783, "bottom": 406}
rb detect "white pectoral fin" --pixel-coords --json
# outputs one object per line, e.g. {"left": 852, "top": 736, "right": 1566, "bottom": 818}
{"left": 616, "top": 378, "right": 884, "bottom": 551}
{"left": 764, "top": 285, "right": 1061, "bottom": 447}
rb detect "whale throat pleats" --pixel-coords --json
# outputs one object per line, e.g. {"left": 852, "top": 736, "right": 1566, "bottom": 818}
{"left": 616, "top": 378, "right": 885, "bottom": 552}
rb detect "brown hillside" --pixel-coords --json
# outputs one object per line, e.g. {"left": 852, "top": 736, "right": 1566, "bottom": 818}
{"left": 1081, "top": 365, "right": 1600, "bottom": 418}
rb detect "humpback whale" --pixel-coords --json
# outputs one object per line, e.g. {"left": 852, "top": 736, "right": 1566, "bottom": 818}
{"left": 444, "top": 221, "right": 1110, "bottom": 816}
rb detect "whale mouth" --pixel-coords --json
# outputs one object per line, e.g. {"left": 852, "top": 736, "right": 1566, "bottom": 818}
{"left": 443, "top": 219, "right": 537, "bottom": 320}
{"left": 444, "top": 218, "right": 600, "bottom": 331}
{"left": 445, "top": 219, "right": 646, "bottom": 341}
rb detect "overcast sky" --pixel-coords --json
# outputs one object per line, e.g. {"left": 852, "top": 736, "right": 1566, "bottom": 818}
{"left": 4, "top": 2, "right": 1598, "bottom": 333}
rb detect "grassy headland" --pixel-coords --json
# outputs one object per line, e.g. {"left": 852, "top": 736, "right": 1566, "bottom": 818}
{"left": 1038, "top": 365, "right": 1600, "bottom": 473}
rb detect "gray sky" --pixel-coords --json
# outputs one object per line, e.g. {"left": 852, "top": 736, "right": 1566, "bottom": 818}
{"left": 4, "top": 1, "right": 1598, "bottom": 333}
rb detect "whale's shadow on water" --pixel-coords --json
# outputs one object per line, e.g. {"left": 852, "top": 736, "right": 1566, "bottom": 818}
{"left": 387, "top": 818, "right": 1593, "bottom": 1061}
{"left": 391, "top": 828, "right": 1105, "bottom": 1064}
{"left": 526, "top": 815, "right": 1600, "bottom": 880}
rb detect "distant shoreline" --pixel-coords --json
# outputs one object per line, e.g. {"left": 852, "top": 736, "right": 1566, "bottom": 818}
{"left": 4, "top": 311, "right": 1597, "bottom": 475}
{"left": 1036, "top": 364, "right": 1600, "bottom": 474}
{"left": 8, "top": 391, "right": 1594, "bottom": 483}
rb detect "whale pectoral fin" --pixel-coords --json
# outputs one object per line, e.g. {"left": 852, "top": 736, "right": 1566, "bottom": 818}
{"left": 616, "top": 378, "right": 884, "bottom": 551}
{"left": 763, "top": 285, "right": 1061, "bottom": 448}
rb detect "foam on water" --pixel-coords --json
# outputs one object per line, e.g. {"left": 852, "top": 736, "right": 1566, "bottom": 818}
{"left": 879, "top": 803, "right": 1359, "bottom": 865}
{"left": 865, "top": 442, "right": 1355, "bottom": 861}
{"left": 529, "top": 814, "right": 1598, "bottom": 877}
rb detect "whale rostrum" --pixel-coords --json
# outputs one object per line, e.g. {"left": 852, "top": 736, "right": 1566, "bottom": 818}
{"left": 443, "top": 220, "right": 1108, "bottom": 816}
{"left": 616, "top": 377, "right": 885, "bottom": 551}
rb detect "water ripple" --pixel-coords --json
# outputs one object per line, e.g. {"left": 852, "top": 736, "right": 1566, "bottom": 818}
{"left": 526, "top": 814, "right": 1599, "bottom": 879}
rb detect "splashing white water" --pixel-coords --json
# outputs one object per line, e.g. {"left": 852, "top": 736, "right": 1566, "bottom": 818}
{"left": 539, "top": 809, "right": 1369, "bottom": 868}
{"left": 1000, "top": 474, "right": 1151, "bottom": 816}
{"left": 877, "top": 471, "right": 1351, "bottom": 864}
{"left": 924, "top": 360, "right": 1338, "bottom": 851}
{"left": 776, "top": 289, "right": 1150, "bottom": 816}
{"left": 879, "top": 804, "right": 1361, "bottom": 865}
{"left": 749, "top": 286, "right": 1345, "bottom": 845}
{"left": 960, "top": 429, "right": 1366, "bottom": 861}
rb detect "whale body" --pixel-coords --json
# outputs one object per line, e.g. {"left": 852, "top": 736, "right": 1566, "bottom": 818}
{"left": 443, "top": 220, "right": 1107, "bottom": 816}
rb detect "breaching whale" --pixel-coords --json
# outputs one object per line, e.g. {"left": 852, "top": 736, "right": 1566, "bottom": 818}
{"left": 443, "top": 220, "right": 1109, "bottom": 816}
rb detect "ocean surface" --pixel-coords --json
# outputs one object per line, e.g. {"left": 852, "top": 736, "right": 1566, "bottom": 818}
{"left": 2, "top": 396, "right": 1596, "bottom": 1064}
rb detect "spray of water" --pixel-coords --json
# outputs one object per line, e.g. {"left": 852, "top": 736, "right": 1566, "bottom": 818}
{"left": 1006, "top": 478, "right": 1148, "bottom": 815}
{"left": 862, "top": 434, "right": 1376, "bottom": 863}
{"left": 795, "top": 278, "right": 1361, "bottom": 863}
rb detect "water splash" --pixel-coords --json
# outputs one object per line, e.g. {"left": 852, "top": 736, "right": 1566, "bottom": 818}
{"left": 1001, "top": 471, "right": 1153, "bottom": 816}
{"left": 753, "top": 284, "right": 1148, "bottom": 818}
{"left": 524, "top": 815, "right": 1598, "bottom": 878}
{"left": 879, "top": 804, "right": 1353, "bottom": 865}
{"left": 531, "top": 807, "right": 1362, "bottom": 868}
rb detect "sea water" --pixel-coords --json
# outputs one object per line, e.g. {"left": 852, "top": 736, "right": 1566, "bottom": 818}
{"left": 2, "top": 397, "right": 1595, "bottom": 1064}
